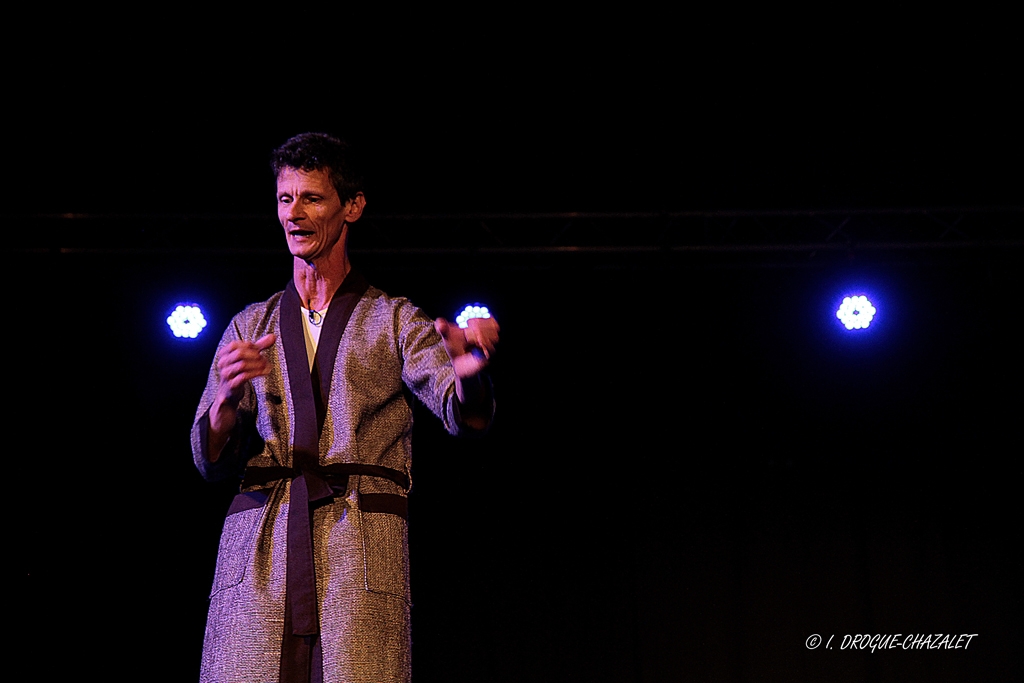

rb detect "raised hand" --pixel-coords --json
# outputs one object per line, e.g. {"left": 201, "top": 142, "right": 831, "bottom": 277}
{"left": 207, "top": 333, "right": 277, "bottom": 459}
{"left": 216, "top": 333, "right": 278, "bottom": 406}
{"left": 434, "top": 317, "right": 499, "bottom": 378}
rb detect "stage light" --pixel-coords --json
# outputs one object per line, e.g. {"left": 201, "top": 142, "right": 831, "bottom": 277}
{"left": 167, "top": 303, "right": 208, "bottom": 339}
{"left": 455, "top": 303, "right": 491, "bottom": 329}
{"left": 836, "top": 295, "right": 876, "bottom": 330}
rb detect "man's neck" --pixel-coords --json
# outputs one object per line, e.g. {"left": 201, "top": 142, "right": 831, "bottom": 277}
{"left": 293, "top": 249, "right": 351, "bottom": 311}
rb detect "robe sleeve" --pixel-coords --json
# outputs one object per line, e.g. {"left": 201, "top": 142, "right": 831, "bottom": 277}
{"left": 394, "top": 299, "right": 495, "bottom": 437}
{"left": 190, "top": 315, "right": 263, "bottom": 482}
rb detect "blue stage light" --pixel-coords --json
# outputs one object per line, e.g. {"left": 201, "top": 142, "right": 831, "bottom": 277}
{"left": 455, "top": 303, "right": 491, "bottom": 329}
{"left": 836, "top": 295, "right": 876, "bottom": 330}
{"left": 167, "top": 303, "right": 208, "bottom": 339}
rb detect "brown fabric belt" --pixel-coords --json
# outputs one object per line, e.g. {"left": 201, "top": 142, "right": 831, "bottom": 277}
{"left": 241, "top": 464, "right": 409, "bottom": 524}
{"left": 242, "top": 462, "right": 410, "bottom": 501}
{"left": 241, "top": 462, "right": 409, "bottom": 520}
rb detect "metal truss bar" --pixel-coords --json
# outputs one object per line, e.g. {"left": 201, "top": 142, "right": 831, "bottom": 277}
{"left": 8, "top": 207, "right": 1023, "bottom": 256}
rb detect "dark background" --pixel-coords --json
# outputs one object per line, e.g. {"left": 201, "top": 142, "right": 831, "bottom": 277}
{"left": 8, "top": 11, "right": 1020, "bottom": 682}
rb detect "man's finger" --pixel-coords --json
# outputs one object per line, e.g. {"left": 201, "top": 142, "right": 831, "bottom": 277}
{"left": 466, "top": 318, "right": 499, "bottom": 355}
{"left": 451, "top": 351, "right": 488, "bottom": 378}
{"left": 255, "top": 333, "right": 277, "bottom": 350}
{"left": 434, "top": 318, "right": 452, "bottom": 339}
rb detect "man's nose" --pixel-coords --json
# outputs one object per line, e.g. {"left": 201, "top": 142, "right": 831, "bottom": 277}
{"left": 286, "top": 201, "right": 305, "bottom": 221}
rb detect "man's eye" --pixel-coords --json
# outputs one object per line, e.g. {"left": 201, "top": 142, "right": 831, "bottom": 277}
{"left": 279, "top": 196, "right": 292, "bottom": 204}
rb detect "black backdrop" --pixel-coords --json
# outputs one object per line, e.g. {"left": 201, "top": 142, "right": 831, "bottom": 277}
{"left": 13, "top": 243, "right": 1019, "bottom": 682}
{"left": 7, "top": 13, "right": 1021, "bottom": 682}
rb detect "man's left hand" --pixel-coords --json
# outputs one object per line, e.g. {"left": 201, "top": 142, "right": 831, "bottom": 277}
{"left": 435, "top": 316, "right": 500, "bottom": 378}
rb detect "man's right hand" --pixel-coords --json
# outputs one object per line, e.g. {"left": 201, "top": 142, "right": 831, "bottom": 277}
{"left": 208, "top": 333, "right": 276, "bottom": 460}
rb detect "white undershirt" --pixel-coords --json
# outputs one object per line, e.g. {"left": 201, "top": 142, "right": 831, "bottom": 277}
{"left": 300, "top": 304, "right": 329, "bottom": 372}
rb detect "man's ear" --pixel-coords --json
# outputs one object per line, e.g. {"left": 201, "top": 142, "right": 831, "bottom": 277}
{"left": 345, "top": 193, "right": 366, "bottom": 223}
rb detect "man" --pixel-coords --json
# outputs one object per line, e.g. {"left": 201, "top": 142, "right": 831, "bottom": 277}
{"left": 191, "top": 132, "right": 498, "bottom": 683}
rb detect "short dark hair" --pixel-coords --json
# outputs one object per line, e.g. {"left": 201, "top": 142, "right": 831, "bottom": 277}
{"left": 270, "top": 132, "right": 365, "bottom": 202}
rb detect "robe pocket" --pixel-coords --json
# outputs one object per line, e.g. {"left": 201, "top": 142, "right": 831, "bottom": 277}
{"left": 359, "top": 508, "right": 411, "bottom": 604}
{"left": 209, "top": 490, "right": 271, "bottom": 597}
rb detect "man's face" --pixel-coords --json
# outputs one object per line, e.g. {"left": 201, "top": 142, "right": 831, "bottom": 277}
{"left": 276, "top": 167, "right": 364, "bottom": 262}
